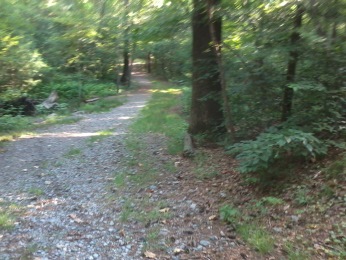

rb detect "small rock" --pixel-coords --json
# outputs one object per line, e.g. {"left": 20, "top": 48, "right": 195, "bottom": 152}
{"left": 210, "top": 236, "right": 218, "bottom": 241}
{"left": 219, "top": 192, "right": 227, "bottom": 198}
{"left": 273, "top": 227, "right": 283, "bottom": 233}
{"left": 200, "top": 240, "right": 210, "bottom": 247}
{"left": 159, "top": 228, "right": 169, "bottom": 236}
{"left": 195, "top": 245, "right": 203, "bottom": 251}
{"left": 190, "top": 203, "right": 197, "bottom": 210}
{"left": 291, "top": 215, "right": 300, "bottom": 223}
{"left": 149, "top": 185, "right": 157, "bottom": 191}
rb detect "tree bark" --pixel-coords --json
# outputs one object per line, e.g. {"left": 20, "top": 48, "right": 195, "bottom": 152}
{"left": 147, "top": 52, "right": 151, "bottom": 73}
{"left": 207, "top": 0, "right": 235, "bottom": 140}
{"left": 281, "top": 3, "right": 304, "bottom": 122}
{"left": 120, "top": 0, "right": 130, "bottom": 87}
{"left": 188, "top": 0, "right": 224, "bottom": 136}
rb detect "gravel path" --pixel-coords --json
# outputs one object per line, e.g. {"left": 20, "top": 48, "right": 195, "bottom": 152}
{"left": 0, "top": 73, "right": 151, "bottom": 259}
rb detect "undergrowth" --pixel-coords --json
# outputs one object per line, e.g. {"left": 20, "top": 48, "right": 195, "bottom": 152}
{"left": 129, "top": 83, "right": 187, "bottom": 155}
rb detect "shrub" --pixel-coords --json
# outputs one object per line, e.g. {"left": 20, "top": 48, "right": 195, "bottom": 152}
{"left": 0, "top": 115, "right": 30, "bottom": 133}
{"left": 219, "top": 205, "right": 240, "bottom": 224}
{"left": 228, "top": 128, "right": 328, "bottom": 175}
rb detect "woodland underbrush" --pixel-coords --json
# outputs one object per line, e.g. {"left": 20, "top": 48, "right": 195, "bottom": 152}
{"left": 0, "top": 73, "right": 125, "bottom": 143}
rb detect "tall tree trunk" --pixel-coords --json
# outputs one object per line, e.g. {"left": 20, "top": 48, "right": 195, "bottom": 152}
{"left": 147, "top": 52, "right": 151, "bottom": 73}
{"left": 207, "top": 0, "right": 235, "bottom": 140}
{"left": 281, "top": 3, "right": 304, "bottom": 122}
{"left": 188, "top": 0, "right": 224, "bottom": 136}
{"left": 120, "top": 0, "right": 130, "bottom": 86}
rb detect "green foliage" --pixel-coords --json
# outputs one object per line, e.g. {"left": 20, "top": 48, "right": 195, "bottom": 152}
{"left": 130, "top": 84, "right": 187, "bottom": 155}
{"left": 219, "top": 205, "right": 240, "bottom": 224}
{"left": 257, "top": 196, "right": 284, "bottom": 206}
{"left": 0, "top": 212, "right": 14, "bottom": 230}
{"left": 284, "top": 243, "right": 311, "bottom": 260}
{"left": 28, "top": 187, "right": 44, "bottom": 196}
{"left": 0, "top": 202, "right": 21, "bottom": 230}
{"left": 0, "top": 115, "right": 30, "bottom": 133}
{"left": 237, "top": 224, "right": 275, "bottom": 254}
{"left": 323, "top": 153, "right": 346, "bottom": 180}
{"left": 64, "top": 148, "right": 82, "bottom": 158}
{"left": 293, "top": 186, "right": 313, "bottom": 206}
{"left": 228, "top": 128, "right": 328, "bottom": 175}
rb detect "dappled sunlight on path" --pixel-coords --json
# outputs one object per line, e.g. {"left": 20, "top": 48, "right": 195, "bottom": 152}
{"left": 0, "top": 72, "right": 152, "bottom": 259}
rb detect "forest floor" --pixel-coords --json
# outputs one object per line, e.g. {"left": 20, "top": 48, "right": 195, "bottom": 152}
{"left": 0, "top": 72, "right": 345, "bottom": 260}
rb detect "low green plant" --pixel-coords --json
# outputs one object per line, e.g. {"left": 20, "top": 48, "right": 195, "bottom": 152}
{"left": 324, "top": 153, "right": 346, "bottom": 180}
{"left": 0, "top": 115, "right": 30, "bottom": 133}
{"left": 237, "top": 224, "right": 275, "bottom": 254}
{"left": 219, "top": 205, "right": 240, "bottom": 224}
{"left": 325, "top": 223, "right": 346, "bottom": 258}
{"left": 294, "top": 185, "right": 313, "bottom": 206}
{"left": 64, "top": 148, "right": 82, "bottom": 158}
{"left": 130, "top": 85, "right": 187, "bottom": 155}
{"left": 0, "top": 202, "right": 21, "bottom": 230}
{"left": 0, "top": 212, "right": 14, "bottom": 229}
{"left": 284, "top": 242, "right": 311, "bottom": 260}
{"left": 258, "top": 196, "right": 284, "bottom": 206}
{"left": 228, "top": 128, "right": 327, "bottom": 176}
{"left": 28, "top": 187, "right": 45, "bottom": 196}
{"left": 113, "top": 171, "right": 127, "bottom": 188}
{"left": 320, "top": 184, "right": 335, "bottom": 199}
{"left": 250, "top": 196, "right": 285, "bottom": 216}
{"left": 119, "top": 199, "right": 135, "bottom": 222}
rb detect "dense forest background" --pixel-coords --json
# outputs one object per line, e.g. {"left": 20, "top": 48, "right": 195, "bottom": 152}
{"left": 0, "top": 0, "right": 345, "bottom": 176}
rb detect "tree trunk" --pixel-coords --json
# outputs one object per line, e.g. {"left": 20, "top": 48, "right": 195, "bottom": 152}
{"left": 147, "top": 52, "right": 151, "bottom": 73}
{"left": 281, "top": 3, "right": 304, "bottom": 122}
{"left": 188, "top": 0, "right": 224, "bottom": 136}
{"left": 120, "top": 0, "right": 130, "bottom": 86}
{"left": 120, "top": 44, "right": 130, "bottom": 85}
{"left": 207, "top": 0, "right": 235, "bottom": 141}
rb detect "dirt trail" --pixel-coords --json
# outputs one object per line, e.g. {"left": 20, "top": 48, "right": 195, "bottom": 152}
{"left": 0, "top": 74, "right": 151, "bottom": 259}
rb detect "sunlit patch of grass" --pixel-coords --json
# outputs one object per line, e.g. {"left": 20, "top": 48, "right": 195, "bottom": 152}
{"left": 38, "top": 115, "right": 82, "bottom": 126}
{"left": 0, "top": 212, "right": 14, "bottom": 230}
{"left": 130, "top": 83, "right": 187, "bottom": 155}
{"left": 0, "top": 202, "right": 22, "bottom": 230}
{"left": 87, "top": 129, "right": 114, "bottom": 143}
{"left": 0, "top": 115, "right": 34, "bottom": 143}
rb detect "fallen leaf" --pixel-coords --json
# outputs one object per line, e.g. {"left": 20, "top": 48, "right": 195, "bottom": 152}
{"left": 159, "top": 208, "right": 170, "bottom": 213}
{"left": 144, "top": 251, "right": 156, "bottom": 259}
{"left": 208, "top": 215, "right": 217, "bottom": 220}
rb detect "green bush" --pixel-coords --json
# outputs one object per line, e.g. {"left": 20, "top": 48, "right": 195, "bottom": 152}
{"left": 0, "top": 115, "right": 30, "bottom": 133}
{"left": 228, "top": 128, "right": 328, "bottom": 175}
{"left": 219, "top": 205, "right": 240, "bottom": 224}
